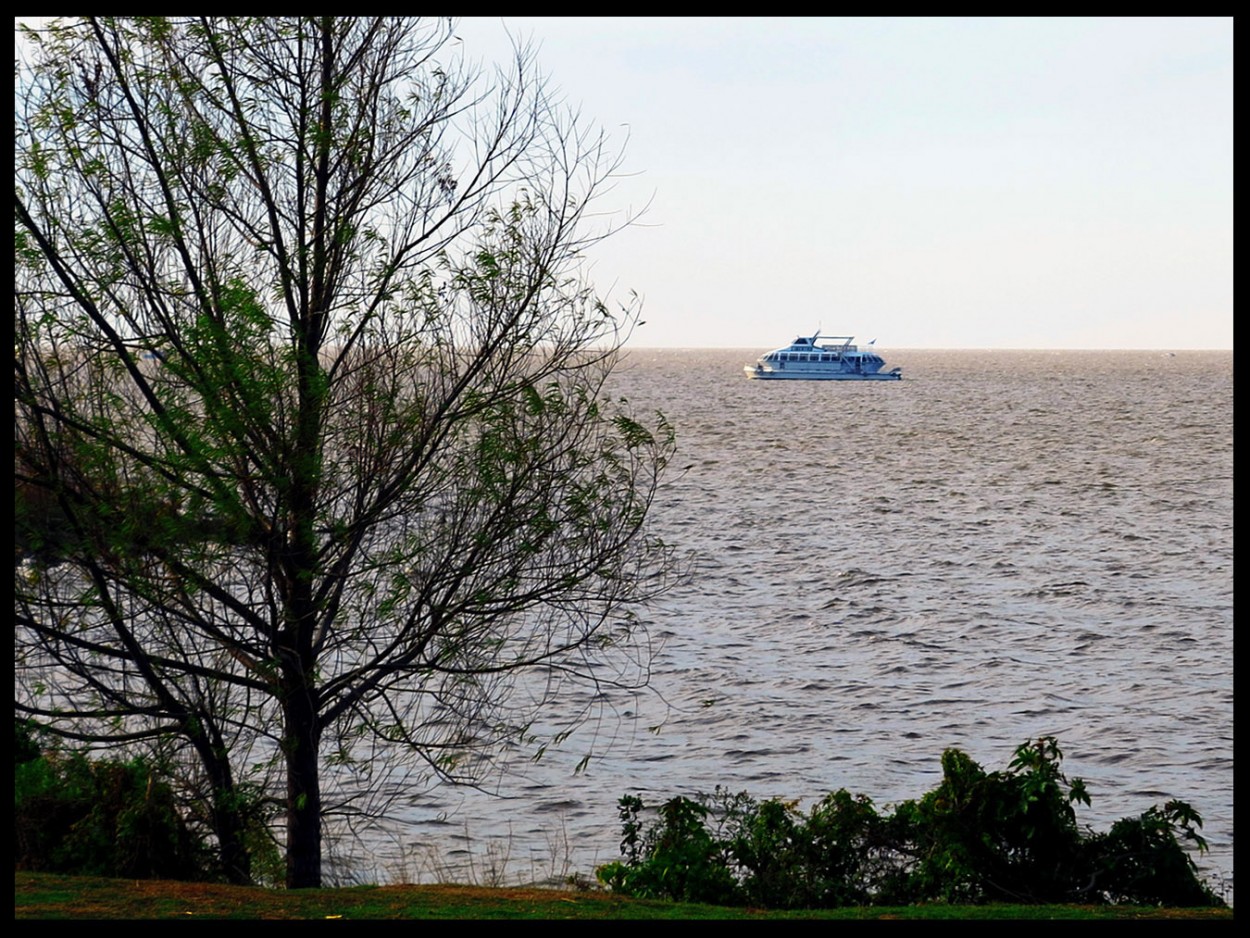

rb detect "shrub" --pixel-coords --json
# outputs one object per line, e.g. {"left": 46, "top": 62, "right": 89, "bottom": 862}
{"left": 597, "top": 737, "right": 1224, "bottom": 909}
{"left": 1087, "top": 800, "right": 1220, "bottom": 907}
{"left": 15, "top": 723, "right": 212, "bottom": 880}
{"left": 719, "top": 787, "right": 891, "bottom": 908}
{"left": 889, "top": 737, "right": 1092, "bottom": 903}
{"left": 596, "top": 794, "right": 740, "bottom": 905}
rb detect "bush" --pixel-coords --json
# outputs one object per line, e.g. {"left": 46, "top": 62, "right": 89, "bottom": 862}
{"left": 596, "top": 794, "right": 740, "bottom": 905}
{"left": 597, "top": 737, "right": 1224, "bottom": 909}
{"left": 889, "top": 737, "right": 1091, "bottom": 903}
{"left": 15, "top": 723, "right": 212, "bottom": 880}
{"left": 1087, "top": 801, "right": 1221, "bottom": 906}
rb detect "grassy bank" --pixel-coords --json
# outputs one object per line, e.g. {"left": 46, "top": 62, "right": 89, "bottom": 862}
{"left": 14, "top": 872, "right": 1233, "bottom": 920}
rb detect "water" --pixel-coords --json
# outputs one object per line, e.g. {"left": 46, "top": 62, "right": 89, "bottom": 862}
{"left": 341, "top": 348, "right": 1234, "bottom": 902}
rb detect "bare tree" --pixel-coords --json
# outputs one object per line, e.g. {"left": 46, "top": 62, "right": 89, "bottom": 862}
{"left": 15, "top": 16, "right": 676, "bottom": 889}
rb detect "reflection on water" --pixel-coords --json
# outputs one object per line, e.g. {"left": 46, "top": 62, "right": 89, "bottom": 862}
{"left": 340, "top": 349, "right": 1233, "bottom": 903}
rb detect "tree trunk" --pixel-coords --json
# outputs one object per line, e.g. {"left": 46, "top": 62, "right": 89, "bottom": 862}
{"left": 213, "top": 792, "right": 254, "bottom": 886}
{"left": 187, "top": 718, "right": 254, "bottom": 884}
{"left": 201, "top": 749, "right": 253, "bottom": 885}
{"left": 283, "top": 687, "right": 322, "bottom": 889}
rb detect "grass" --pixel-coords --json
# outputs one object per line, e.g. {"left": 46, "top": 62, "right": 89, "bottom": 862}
{"left": 14, "top": 872, "right": 1233, "bottom": 920}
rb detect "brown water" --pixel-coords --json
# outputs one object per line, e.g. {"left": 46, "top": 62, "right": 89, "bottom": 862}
{"left": 347, "top": 348, "right": 1233, "bottom": 901}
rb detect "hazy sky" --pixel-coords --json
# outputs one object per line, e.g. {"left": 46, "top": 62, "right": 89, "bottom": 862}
{"left": 454, "top": 17, "right": 1233, "bottom": 351}
{"left": 17, "top": 17, "right": 1233, "bottom": 351}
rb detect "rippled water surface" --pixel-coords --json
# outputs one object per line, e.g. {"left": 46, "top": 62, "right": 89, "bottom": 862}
{"left": 347, "top": 349, "right": 1233, "bottom": 900}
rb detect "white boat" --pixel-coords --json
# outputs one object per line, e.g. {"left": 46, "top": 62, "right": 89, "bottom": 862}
{"left": 744, "top": 334, "right": 902, "bottom": 381}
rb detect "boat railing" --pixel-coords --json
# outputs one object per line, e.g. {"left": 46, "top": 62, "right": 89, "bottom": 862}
{"left": 812, "top": 335, "right": 857, "bottom": 353}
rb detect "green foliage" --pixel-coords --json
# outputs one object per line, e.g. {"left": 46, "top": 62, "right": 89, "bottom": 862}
{"left": 1086, "top": 801, "right": 1219, "bottom": 907}
{"left": 15, "top": 727, "right": 212, "bottom": 881}
{"left": 596, "top": 794, "right": 739, "bottom": 905}
{"left": 597, "top": 737, "right": 1224, "bottom": 910}
{"left": 15, "top": 720, "right": 44, "bottom": 765}
{"left": 751, "top": 788, "right": 893, "bottom": 907}
{"left": 203, "top": 780, "right": 285, "bottom": 888}
{"left": 890, "top": 736, "right": 1091, "bottom": 903}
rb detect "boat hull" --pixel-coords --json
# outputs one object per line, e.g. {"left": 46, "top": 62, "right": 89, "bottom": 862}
{"left": 743, "top": 366, "right": 901, "bottom": 381}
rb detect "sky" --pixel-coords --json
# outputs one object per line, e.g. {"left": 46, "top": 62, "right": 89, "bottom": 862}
{"left": 16, "top": 17, "right": 1233, "bottom": 351}
{"left": 451, "top": 17, "right": 1233, "bottom": 350}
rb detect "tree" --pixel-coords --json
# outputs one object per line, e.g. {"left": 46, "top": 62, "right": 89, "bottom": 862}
{"left": 15, "top": 16, "right": 677, "bottom": 889}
